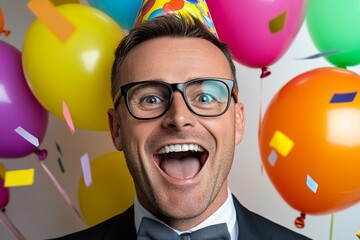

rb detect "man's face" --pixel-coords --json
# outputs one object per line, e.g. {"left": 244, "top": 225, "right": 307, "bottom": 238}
{"left": 108, "top": 37, "right": 244, "bottom": 228}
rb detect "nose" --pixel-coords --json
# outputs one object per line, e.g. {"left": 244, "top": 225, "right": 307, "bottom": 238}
{"left": 161, "top": 92, "right": 196, "bottom": 131}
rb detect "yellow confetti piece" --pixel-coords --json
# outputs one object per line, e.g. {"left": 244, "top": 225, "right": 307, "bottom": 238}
{"left": 0, "top": 163, "right": 6, "bottom": 178}
{"left": 269, "top": 10, "right": 287, "bottom": 34}
{"left": 356, "top": 230, "right": 360, "bottom": 239}
{"left": 269, "top": 130, "right": 294, "bottom": 157}
{"left": 4, "top": 169, "right": 35, "bottom": 187}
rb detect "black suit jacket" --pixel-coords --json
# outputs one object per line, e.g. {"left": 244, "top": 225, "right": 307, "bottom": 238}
{"left": 52, "top": 195, "right": 312, "bottom": 240}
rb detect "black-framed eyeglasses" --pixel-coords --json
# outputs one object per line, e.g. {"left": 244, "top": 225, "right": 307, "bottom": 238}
{"left": 113, "top": 78, "right": 238, "bottom": 120}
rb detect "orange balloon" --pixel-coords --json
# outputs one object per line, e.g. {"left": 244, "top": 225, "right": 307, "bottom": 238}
{"left": 260, "top": 67, "right": 360, "bottom": 215}
{"left": 0, "top": 7, "right": 3, "bottom": 31}
{"left": 0, "top": 7, "right": 10, "bottom": 36}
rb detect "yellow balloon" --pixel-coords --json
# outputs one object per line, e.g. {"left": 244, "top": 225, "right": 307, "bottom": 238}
{"left": 50, "top": 0, "right": 79, "bottom": 5}
{"left": 22, "top": 4, "right": 125, "bottom": 131}
{"left": 78, "top": 151, "right": 135, "bottom": 226}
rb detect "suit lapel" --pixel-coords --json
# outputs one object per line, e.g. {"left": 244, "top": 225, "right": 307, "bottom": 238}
{"left": 104, "top": 206, "right": 137, "bottom": 239}
{"left": 233, "top": 195, "right": 272, "bottom": 240}
{"left": 113, "top": 197, "right": 273, "bottom": 240}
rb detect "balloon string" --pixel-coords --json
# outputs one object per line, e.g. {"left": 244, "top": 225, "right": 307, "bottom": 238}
{"left": 258, "top": 76, "right": 264, "bottom": 175}
{"left": 38, "top": 161, "right": 85, "bottom": 224}
{"left": 0, "top": 209, "right": 25, "bottom": 240}
{"left": 329, "top": 214, "right": 334, "bottom": 240}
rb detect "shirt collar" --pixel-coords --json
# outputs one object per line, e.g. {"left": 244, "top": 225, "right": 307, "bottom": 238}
{"left": 134, "top": 188, "right": 238, "bottom": 239}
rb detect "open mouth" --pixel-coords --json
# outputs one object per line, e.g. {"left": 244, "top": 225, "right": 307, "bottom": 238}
{"left": 154, "top": 144, "right": 208, "bottom": 180}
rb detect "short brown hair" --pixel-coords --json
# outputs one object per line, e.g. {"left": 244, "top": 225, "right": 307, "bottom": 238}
{"left": 111, "top": 14, "right": 237, "bottom": 100}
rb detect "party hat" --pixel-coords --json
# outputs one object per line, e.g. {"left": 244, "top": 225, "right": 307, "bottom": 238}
{"left": 135, "top": 0, "right": 217, "bottom": 37}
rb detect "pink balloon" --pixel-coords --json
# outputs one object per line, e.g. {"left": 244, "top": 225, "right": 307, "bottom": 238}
{"left": 207, "top": 0, "right": 307, "bottom": 69}
{"left": 0, "top": 177, "right": 9, "bottom": 208}
{"left": 0, "top": 40, "right": 48, "bottom": 158}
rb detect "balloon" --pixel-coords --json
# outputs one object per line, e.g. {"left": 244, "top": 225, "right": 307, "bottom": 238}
{"left": 0, "top": 7, "right": 10, "bottom": 36}
{"left": 0, "top": 163, "right": 9, "bottom": 209}
{"left": 87, "top": 0, "right": 142, "bottom": 29}
{"left": 78, "top": 151, "right": 135, "bottom": 226}
{"left": 135, "top": 0, "right": 217, "bottom": 36}
{"left": 22, "top": 4, "right": 125, "bottom": 131}
{"left": 0, "top": 177, "right": 9, "bottom": 209}
{"left": 0, "top": 40, "right": 48, "bottom": 158}
{"left": 259, "top": 67, "right": 360, "bottom": 216}
{"left": 50, "top": 0, "right": 79, "bottom": 5}
{"left": 307, "top": 0, "right": 360, "bottom": 68}
{"left": 207, "top": 0, "right": 307, "bottom": 73}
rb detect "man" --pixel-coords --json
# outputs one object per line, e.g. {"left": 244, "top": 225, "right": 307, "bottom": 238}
{"left": 54, "top": 14, "right": 311, "bottom": 239}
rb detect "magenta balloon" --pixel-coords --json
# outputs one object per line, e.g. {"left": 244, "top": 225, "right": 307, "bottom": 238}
{"left": 207, "top": 0, "right": 307, "bottom": 68}
{"left": 0, "top": 178, "right": 9, "bottom": 208}
{"left": 0, "top": 40, "right": 48, "bottom": 158}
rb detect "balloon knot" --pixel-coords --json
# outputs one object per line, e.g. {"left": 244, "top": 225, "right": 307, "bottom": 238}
{"left": 260, "top": 67, "right": 271, "bottom": 78}
{"left": 1, "top": 29, "right": 11, "bottom": 36}
{"left": 34, "top": 148, "right": 48, "bottom": 161}
{"left": 294, "top": 212, "right": 306, "bottom": 229}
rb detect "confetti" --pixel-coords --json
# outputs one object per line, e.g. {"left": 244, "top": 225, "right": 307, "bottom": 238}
{"left": 62, "top": 100, "right": 75, "bottom": 134}
{"left": 269, "top": 130, "right": 294, "bottom": 157}
{"left": 4, "top": 169, "right": 35, "bottom": 187}
{"left": 0, "top": 84, "right": 11, "bottom": 103}
{"left": 269, "top": 10, "right": 287, "bottom": 34}
{"left": 80, "top": 153, "right": 92, "bottom": 187}
{"left": 330, "top": 92, "right": 357, "bottom": 103}
{"left": 356, "top": 230, "right": 360, "bottom": 239}
{"left": 55, "top": 142, "right": 63, "bottom": 156}
{"left": 297, "top": 50, "right": 341, "bottom": 60}
{"left": 268, "top": 149, "right": 278, "bottom": 167}
{"left": 306, "top": 174, "right": 318, "bottom": 193}
{"left": 27, "top": 0, "right": 76, "bottom": 42}
{"left": 14, "top": 126, "right": 39, "bottom": 147}
{"left": 58, "top": 157, "right": 65, "bottom": 173}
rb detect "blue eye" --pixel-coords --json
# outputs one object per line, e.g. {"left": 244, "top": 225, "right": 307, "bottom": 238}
{"left": 196, "top": 94, "right": 215, "bottom": 103}
{"left": 143, "top": 95, "right": 162, "bottom": 104}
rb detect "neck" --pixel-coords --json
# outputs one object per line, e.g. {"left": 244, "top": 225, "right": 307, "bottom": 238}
{"left": 138, "top": 180, "right": 229, "bottom": 231}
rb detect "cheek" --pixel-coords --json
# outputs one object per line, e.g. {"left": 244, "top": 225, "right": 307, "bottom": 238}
{"left": 127, "top": 121, "right": 158, "bottom": 146}
{"left": 203, "top": 115, "right": 236, "bottom": 140}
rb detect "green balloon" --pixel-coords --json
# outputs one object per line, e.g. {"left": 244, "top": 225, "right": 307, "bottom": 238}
{"left": 307, "top": 0, "right": 360, "bottom": 68}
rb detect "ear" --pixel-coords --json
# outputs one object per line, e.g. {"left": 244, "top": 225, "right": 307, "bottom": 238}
{"left": 108, "top": 108, "right": 123, "bottom": 151}
{"left": 234, "top": 102, "right": 245, "bottom": 145}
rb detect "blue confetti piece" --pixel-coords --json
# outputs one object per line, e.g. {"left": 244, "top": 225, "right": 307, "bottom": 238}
{"left": 330, "top": 92, "right": 357, "bottom": 103}
{"left": 268, "top": 150, "right": 278, "bottom": 167}
{"left": 306, "top": 174, "right": 318, "bottom": 193}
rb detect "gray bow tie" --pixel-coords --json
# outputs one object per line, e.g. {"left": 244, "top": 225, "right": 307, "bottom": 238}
{"left": 137, "top": 217, "right": 231, "bottom": 240}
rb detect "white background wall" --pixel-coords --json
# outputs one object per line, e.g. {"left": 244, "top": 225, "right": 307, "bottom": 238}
{"left": 1, "top": 1, "right": 360, "bottom": 239}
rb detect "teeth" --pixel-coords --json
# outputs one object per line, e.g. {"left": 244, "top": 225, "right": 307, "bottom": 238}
{"left": 158, "top": 144, "right": 204, "bottom": 154}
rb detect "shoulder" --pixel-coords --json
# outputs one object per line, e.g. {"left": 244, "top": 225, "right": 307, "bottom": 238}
{"left": 232, "top": 195, "right": 312, "bottom": 240}
{"left": 50, "top": 206, "right": 136, "bottom": 240}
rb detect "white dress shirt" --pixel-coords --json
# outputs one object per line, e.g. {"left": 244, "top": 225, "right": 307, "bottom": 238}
{"left": 134, "top": 188, "right": 238, "bottom": 239}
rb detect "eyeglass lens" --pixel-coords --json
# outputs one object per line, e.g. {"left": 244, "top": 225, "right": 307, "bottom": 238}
{"left": 126, "top": 79, "right": 230, "bottom": 119}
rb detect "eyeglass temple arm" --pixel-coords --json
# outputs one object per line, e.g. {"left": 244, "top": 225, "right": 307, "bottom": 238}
{"left": 232, "top": 88, "right": 238, "bottom": 103}
{"left": 113, "top": 91, "right": 122, "bottom": 108}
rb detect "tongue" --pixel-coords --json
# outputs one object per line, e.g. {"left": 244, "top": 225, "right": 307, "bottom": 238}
{"left": 160, "top": 156, "right": 201, "bottom": 180}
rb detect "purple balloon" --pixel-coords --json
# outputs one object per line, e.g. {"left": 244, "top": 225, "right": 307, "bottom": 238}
{"left": 0, "top": 40, "right": 48, "bottom": 158}
{"left": 0, "top": 177, "right": 9, "bottom": 208}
